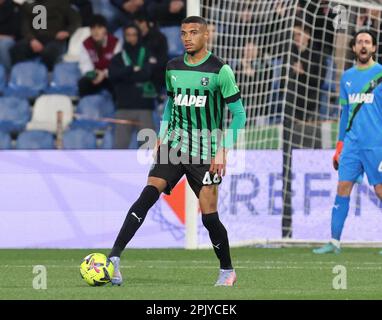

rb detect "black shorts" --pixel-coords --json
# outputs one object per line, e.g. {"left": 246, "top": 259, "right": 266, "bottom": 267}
{"left": 148, "top": 144, "right": 222, "bottom": 198}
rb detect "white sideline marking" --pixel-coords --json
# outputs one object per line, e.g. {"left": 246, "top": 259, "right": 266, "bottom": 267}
{"left": 5, "top": 262, "right": 382, "bottom": 271}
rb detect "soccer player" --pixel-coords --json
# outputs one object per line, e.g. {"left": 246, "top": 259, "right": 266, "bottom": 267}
{"left": 108, "top": 16, "right": 246, "bottom": 285}
{"left": 313, "top": 29, "right": 382, "bottom": 254}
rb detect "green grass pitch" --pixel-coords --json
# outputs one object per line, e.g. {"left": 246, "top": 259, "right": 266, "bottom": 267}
{"left": 1, "top": 247, "right": 382, "bottom": 300}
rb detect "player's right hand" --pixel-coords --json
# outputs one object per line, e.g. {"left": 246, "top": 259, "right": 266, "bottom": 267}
{"left": 333, "top": 141, "right": 344, "bottom": 171}
{"left": 210, "top": 148, "right": 228, "bottom": 177}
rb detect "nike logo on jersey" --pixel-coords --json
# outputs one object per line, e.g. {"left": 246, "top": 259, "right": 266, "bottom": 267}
{"left": 131, "top": 212, "right": 142, "bottom": 223}
{"left": 333, "top": 204, "right": 340, "bottom": 210}
{"left": 174, "top": 94, "right": 207, "bottom": 107}
{"left": 348, "top": 93, "right": 374, "bottom": 104}
{"left": 172, "top": 75, "right": 177, "bottom": 81}
{"left": 346, "top": 81, "right": 352, "bottom": 87}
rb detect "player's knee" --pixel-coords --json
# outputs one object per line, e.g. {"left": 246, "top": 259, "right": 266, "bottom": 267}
{"left": 199, "top": 186, "right": 218, "bottom": 213}
{"left": 201, "top": 204, "right": 217, "bottom": 214}
{"left": 374, "top": 185, "right": 382, "bottom": 200}
{"left": 147, "top": 177, "right": 167, "bottom": 194}
{"left": 337, "top": 181, "right": 353, "bottom": 196}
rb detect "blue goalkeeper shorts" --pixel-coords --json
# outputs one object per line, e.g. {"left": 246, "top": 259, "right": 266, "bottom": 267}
{"left": 339, "top": 142, "right": 382, "bottom": 186}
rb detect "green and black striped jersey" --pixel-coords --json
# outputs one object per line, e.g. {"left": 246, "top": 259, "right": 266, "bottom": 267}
{"left": 163, "top": 51, "right": 241, "bottom": 159}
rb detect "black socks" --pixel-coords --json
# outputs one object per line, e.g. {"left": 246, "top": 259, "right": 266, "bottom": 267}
{"left": 110, "top": 188, "right": 233, "bottom": 271}
{"left": 202, "top": 212, "right": 233, "bottom": 270}
{"left": 110, "top": 185, "right": 160, "bottom": 257}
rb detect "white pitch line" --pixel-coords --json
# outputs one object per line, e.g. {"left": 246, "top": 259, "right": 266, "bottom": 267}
{"left": 5, "top": 264, "right": 382, "bottom": 271}
{"left": 3, "top": 259, "right": 382, "bottom": 265}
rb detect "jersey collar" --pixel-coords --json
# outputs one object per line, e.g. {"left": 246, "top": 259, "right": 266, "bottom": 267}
{"left": 184, "top": 51, "right": 212, "bottom": 67}
{"left": 356, "top": 61, "right": 377, "bottom": 71}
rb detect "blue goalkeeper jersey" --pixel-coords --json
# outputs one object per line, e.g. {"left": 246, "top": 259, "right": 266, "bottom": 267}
{"left": 338, "top": 62, "right": 382, "bottom": 148}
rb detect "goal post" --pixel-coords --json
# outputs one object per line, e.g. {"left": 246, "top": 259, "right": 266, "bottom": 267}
{"left": 187, "top": 0, "right": 201, "bottom": 16}
{"left": 184, "top": 1, "right": 202, "bottom": 249}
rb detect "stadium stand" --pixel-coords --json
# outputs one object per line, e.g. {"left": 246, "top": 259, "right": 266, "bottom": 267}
{"left": 0, "top": 64, "right": 5, "bottom": 94}
{"left": 0, "top": 131, "right": 11, "bottom": 150}
{"left": 71, "top": 94, "right": 115, "bottom": 131}
{"left": 62, "top": 128, "right": 97, "bottom": 149}
{"left": 16, "top": 130, "right": 55, "bottom": 149}
{"left": 0, "top": 97, "right": 31, "bottom": 133}
{"left": 159, "top": 26, "right": 183, "bottom": 58}
{"left": 63, "top": 27, "right": 91, "bottom": 63}
{"left": 46, "top": 62, "right": 81, "bottom": 97}
{"left": 91, "top": 0, "right": 122, "bottom": 32}
{"left": 100, "top": 128, "right": 114, "bottom": 149}
{"left": 26, "top": 94, "right": 74, "bottom": 133}
{"left": 4, "top": 61, "right": 48, "bottom": 99}
{"left": 0, "top": 0, "right": 349, "bottom": 151}
{"left": 113, "top": 27, "right": 124, "bottom": 45}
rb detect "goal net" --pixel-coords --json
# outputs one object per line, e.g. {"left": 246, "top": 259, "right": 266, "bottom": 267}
{"left": 193, "top": 0, "right": 382, "bottom": 247}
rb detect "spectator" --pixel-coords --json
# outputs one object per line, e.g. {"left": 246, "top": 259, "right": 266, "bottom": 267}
{"left": 91, "top": 0, "right": 121, "bottom": 32}
{"left": 78, "top": 14, "right": 121, "bottom": 97}
{"left": 10, "top": 0, "right": 81, "bottom": 71}
{"left": 260, "top": 0, "right": 295, "bottom": 58}
{"left": 298, "top": 0, "right": 337, "bottom": 120}
{"left": 0, "top": 0, "right": 20, "bottom": 73}
{"left": 281, "top": 23, "right": 322, "bottom": 149}
{"left": 109, "top": 23, "right": 157, "bottom": 149}
{"left": 111, "top": 0, "right": 145, "bottom": 20}
{"left": 356, "top": 8, "right": 380, "bottom": 34}
{"left": 299, "top": 0, "right": 336, "bottom": 54}
{"left": 110, "top": 0, "right": 147, "bottom": 30}
{"left": 207, "top": 23, "right": 218, "bottom": 52}
{"left": 236, "top": 41, "right": 273, "bottom": 125}
{"left": 70, "top": 0, "right": 94, "bottom": 27}
{"left": 283, "top": 23, "right": 321, "bottom": 122}
{"left": 134, "top": 13, "right": 168, "bottom": 96}
{"left": 147, "top": 0, "right": 186, "bottom": 27}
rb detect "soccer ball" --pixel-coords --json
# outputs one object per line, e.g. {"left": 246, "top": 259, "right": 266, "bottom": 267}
{"left": 80, "top": 253, "right": 114, "bottom": 286}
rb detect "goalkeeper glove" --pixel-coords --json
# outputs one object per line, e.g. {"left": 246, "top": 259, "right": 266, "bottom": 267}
{"left": 333, "top": 141, "right": 344, "bottom": 171}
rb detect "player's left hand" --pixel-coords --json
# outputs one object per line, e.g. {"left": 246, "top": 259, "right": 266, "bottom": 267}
{"left": 210, "top": 148, "right": 228, "bottom": 177}
{"left": 333, "top": 141, "right": 344, "bottom": 170}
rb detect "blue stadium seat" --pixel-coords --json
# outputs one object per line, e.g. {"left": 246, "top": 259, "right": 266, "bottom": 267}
{"left": 113, "top": 27, "right": 124, "bottom": 45}
{"left": 0, "top": 97, "right": 31, "bottom": 133}
{"left": 5, "top": 61, "right": 48, "bottom": 99}
{"left": 0, "top": 64, "right": 6, "bottom": 94}
{"left": 159, "top": 26, "right": 184, "bottom": 58}
{"left": 46, "top": 62, "right": 81, "bottom": 96}
{"left": 0, "top": 131, "right": 12, "bottom": 149}
{"left": 100, "top": 128, "right": 114, "bottom": 149}
{"left": 91, "top": 0, "right": 122, "bottom": 32}
{"left": 16, "top": 130, "right": 55, "bottom": 149}
{"left": 71, "top": 94, "right": 115, "bottom": 130}
{"left": 62, "top": 128, "right": 97, "bottom": 149}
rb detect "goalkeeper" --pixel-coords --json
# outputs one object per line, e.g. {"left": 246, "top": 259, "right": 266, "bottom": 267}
{"left": 314, "top": 30, "right": 382, "bottom": 254}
